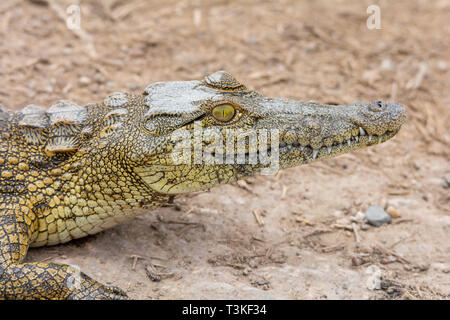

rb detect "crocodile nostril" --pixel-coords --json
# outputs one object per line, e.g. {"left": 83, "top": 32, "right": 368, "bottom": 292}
{"left": 369, "top": 101, "right": 384, "bottom": 112}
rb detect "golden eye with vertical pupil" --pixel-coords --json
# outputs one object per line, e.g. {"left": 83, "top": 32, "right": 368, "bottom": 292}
{"left": 212, "top": 104, "right": 235, "bottom": 122}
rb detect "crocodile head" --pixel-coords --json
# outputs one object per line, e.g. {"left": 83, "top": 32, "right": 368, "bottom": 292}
{"left": 127, "top": 71, "right": 406, "bottom": 194}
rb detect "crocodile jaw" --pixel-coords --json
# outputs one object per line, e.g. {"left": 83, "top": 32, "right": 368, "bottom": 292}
{"left": 277, "top": 127, "right": 401, "bottom": 169}
{"left": 257, "top": 99, "right": 406, "bottom": 169}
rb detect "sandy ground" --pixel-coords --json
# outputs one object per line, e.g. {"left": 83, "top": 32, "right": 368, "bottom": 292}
{"left": 0, "top": 0, "right": 449, "bottom": 299}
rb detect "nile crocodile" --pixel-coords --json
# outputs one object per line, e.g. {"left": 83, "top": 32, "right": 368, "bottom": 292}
{"left": 0, "top": 71, "right": 406, "bottom": 299}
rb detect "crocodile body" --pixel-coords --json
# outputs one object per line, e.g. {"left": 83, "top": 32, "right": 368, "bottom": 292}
{"left": 0, "top": 71, "right": 406, "bottom": 299}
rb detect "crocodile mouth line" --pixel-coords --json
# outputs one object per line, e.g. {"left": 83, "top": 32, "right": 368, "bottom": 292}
{"left": 277, "top": 126, "right": 399, "bottom": 161}
{"left": 238, "top": 126, "right": 398, "bottom": 159}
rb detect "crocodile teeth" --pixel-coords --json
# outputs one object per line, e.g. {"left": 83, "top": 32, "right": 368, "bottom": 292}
{"left": 359, "top": 127, "right": 366, "bottom": 136}
{"left": 347, "top": 140, "right": 351, "bottom": 147}
{"left": 312, "top": 149, "right": 318, "bottom": 159}
{"left": 300, "top": 145, "right": 304, "bottom": 151}
{"left": 355, "top": 136, "right": 359, "bottom": 142}
{"left": 378, "top": 136, "right": 382, "bottom": 143}
{"left": 327, "top": 146, "right": 332, "bottom": 154}
{"left": 368, "top": 135, "right": 373, "bottom": 142}
{"left": 339, "top": 143, "right": 343, "bottom": 148}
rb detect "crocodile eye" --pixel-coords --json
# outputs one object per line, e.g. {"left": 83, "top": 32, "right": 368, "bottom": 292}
{"left": 212, "top": 104, "right": 235, "bottom": 122}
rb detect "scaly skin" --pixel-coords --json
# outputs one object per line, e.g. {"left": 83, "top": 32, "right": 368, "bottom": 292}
{"left": 0, "top": 71, "right": 406, "bottom": 299}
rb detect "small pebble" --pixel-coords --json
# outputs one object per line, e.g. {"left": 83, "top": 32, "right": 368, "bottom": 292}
{"left": 414, "top": 263, "right": 430, "bottom": 272}
{"left": 78, "top": 76, "right": 91, "bottom": 86}
{"left": 437, "top": 60, "right": 448, "bottom": 71}
{"left": 242, "top": 267, "right": 252, "bottom": 276}
{"left": 386, "top": 206, "right": 401, "bottom": 218}
{"left": 365, "top": 205, "right": 392, "bottom": 227}
{"left": 94, "top": 73, "right": 106, "bottom": 84}
{"left": 380, "top": 59, "right": 394, "bottom": 71}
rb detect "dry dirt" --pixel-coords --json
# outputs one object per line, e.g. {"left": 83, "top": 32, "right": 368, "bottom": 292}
{"left": 0, "top": 0, "right": 449, "bottom": 299}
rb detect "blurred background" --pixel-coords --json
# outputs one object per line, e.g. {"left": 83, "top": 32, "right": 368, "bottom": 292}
{"left": 0, "top": 0, "right": 448, "bottom": 299}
